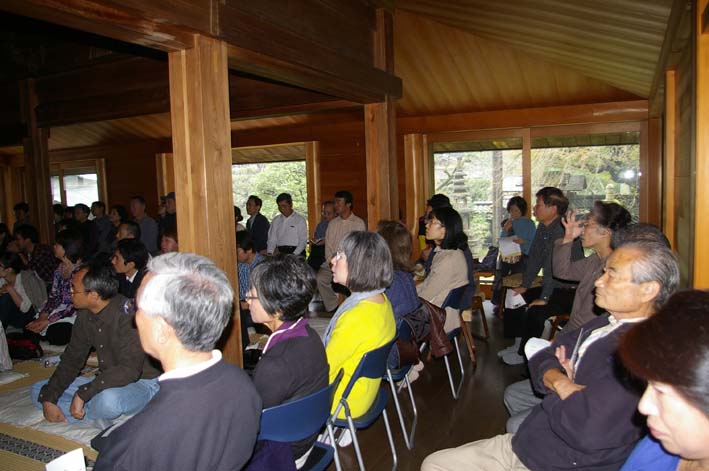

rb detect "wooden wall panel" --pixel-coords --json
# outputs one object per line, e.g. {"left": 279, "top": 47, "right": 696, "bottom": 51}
{"left": 694, "top": 0, "right": 709, "bottom": 288}
{"left": 673, "top": 30, "right": 695, "bottom": 287}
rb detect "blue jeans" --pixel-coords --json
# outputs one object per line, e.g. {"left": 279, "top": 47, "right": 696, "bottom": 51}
{"left": 31, "top": 376, "right": 159, "bottom": 423}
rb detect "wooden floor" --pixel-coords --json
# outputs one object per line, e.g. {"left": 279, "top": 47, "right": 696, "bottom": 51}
{"left": 327, "top": 307, "right": 525, "bottom": 471}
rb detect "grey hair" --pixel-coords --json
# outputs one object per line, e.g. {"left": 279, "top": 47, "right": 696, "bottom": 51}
{"left": 138, "top": 252, "right": 234, "bottom": 352}
{"left": 339, "top": 231, "right": 393, "bottom": 291}
{"left": 621, "top": 241, "right": 679, "bottom": 311}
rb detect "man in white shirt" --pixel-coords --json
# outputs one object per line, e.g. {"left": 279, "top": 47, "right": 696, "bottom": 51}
{"left": 316, "top": 190, "right": 366, "bottom": 312}
{"left": 266, "top": 193, "right": 308, "bottom": 256}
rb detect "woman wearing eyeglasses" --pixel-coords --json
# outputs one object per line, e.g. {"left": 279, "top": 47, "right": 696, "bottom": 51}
{"left": 416, "top": 206, "right": 470, "bottom": 332}
{"left": 323, "top": 231, "right": 396, "bottom": 425}
{"left": 618, "top": 290, "right": 709, "bottom": 471}
{"left": 246, "top": 255, "right": 328, "bottom": 469}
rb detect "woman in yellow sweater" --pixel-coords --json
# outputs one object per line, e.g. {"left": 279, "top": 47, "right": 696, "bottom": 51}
{"left": 323, "top": 231, "right": 396, "bottom": 422}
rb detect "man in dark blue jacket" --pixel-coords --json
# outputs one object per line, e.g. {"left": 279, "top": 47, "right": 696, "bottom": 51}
{"left": 421, "top": 240, "right": 679, "bottom": 471}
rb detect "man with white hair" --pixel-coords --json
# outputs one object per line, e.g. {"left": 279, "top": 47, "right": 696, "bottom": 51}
{"left": 94, "top": 253, "right": 261, "bottom": 471}
{"left": 422, "top": 240, "right": 680, "bottom": 471}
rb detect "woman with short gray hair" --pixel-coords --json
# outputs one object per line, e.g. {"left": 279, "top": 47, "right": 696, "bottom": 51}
{"left": 323, "top": 231, "right": 396, "bottom": 425}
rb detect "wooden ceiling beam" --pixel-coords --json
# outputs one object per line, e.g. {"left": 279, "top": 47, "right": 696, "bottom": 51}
{"left": 25, "top": 56, "right": 357, "bottom": 127}
{"left": 0, "top": 0, "right": 402, "bottom": 104}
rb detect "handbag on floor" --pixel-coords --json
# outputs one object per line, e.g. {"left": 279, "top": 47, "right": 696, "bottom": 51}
{"left": 5, "top": 332, "right": 43, "bottom": 360}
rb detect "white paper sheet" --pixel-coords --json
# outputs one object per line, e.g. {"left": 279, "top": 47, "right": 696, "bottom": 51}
{"left": 45, "top": 448, "right": 86, "bottom": 471}
{"left": 524, "top": 337, "right": 551, "bottom": 360}
{"left": 505, "top": 289, "right": 527, "bottom": 309}
{"left": 498, "top": 237, "right": 522, "bottom": 257}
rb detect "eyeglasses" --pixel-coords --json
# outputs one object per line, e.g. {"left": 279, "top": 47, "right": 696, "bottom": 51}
{"left": 426, "top": 219, "right": 444, "bottom": 228}
{"left": 334, "top": 250, "right": 345, "bottom": 261}
{"left": 244, "top": 294, "right": 259, "bottom": 302}
{"left": 69, "top": 286, "right": 90, "bottom": 295}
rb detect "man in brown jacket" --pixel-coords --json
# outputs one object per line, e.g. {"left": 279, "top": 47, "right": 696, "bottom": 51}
{"left": 31, "top": 262, "right": 160, "bottom": 423}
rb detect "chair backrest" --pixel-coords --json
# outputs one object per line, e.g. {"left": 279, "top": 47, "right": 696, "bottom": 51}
{"left": 340, "top": 338, "right": 397, "bottom": 401}
{"left": 442, "top": 285, "right": 467, "bottom": 311}
{"left": 258, "top": 369, "right": 345, "bottom": 442}
{"left": 397, "top": 318, "right": 413, "bottom": 343}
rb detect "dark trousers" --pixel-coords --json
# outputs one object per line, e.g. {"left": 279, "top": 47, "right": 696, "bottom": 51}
{"left": 520, "top": 288, "right": 576, "bottom": 352}
{"left": 0, "top": 293, "right": 35, "bottom": 329}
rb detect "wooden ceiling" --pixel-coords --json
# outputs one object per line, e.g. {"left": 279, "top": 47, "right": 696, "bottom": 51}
{"left": 431, "top": 131, "right": 640, "bottom": 152}
{"left": 396, "top": 0, "right": 673, "bottom": 99}
{"left": 3, "top": 1, "right": 678, "bottom": 151}
{"left": 232, "top": 143, "right": 305, "bottom": 163}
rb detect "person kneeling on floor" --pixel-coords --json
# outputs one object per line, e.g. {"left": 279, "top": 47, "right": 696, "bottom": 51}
{"left": 31, "top": 261, "right": 160, "bottom": 423}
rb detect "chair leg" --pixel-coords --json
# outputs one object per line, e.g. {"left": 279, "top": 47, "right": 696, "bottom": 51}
{"left": 381, "top": 409, "right": 398, "bottom": 471}
{"left": 459, "top": 313, "right": 476, "bottom": 368}
{"left": 401, "top": 373, "right": 418, "bottom": 449}
{"left": 481, "top": 307, "right": 490, "bottom": 339}
{"left": 386, "top": 370, "right": 415, "bottom": 450}
{"left": 443, "top": 355, "right": 458, "bottom": 400}
{"left": 453, "top": 337, "right": 465, "bottom": 397}
{"left": 326, "top": 422, "right": 342, "bottom": 471}
{"left": 346, "top": 416, "right": 365, "bottom": 471}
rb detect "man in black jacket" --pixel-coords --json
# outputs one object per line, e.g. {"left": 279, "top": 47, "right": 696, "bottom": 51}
{"left": 245, "top": 194, "right": 270, "bottom": 254}
{"left": 111, "top": 239, "right": 148, "bottom": 300}
{"left": 31, "top": 262, "right": 160, "bottom": 423}
{"left": 421, "top": 240, "right": 679, "bottom": 471}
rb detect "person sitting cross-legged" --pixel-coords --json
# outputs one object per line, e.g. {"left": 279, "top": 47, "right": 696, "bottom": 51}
{"left": 31, "top": 261, "right": 161, "bottom": 423}
{"left": 92, "top": 253, "right": 261, "bottom": 471}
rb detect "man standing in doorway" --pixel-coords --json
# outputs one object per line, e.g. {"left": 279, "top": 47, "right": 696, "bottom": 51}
{"left": 266, "top": 193, "right": 307, "bottom": 256}
{"left": 316, "top": 190, "right": 366, "bottom": 312}
{"left": 245, "top": 195, "right": 270, "bottom": 254}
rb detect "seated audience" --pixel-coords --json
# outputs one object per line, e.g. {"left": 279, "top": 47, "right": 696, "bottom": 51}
{"left": 237, "top": 231, "right": 265, "bottom": 350}
{"left": 74, "top": 203, "right": 98, "bottom": 254}
{"left": 32, "top": 262, "right": 160, "bottom": 423}
{"left": 158, "top": 192, "right": 177, "bottom": 235}
{"left": 266, "top": 193, "right": 308, "bottom": 256}
{"left": 130, "top": 195, "right": 158, "bottom": 253}
{"left": 93, "top": 253, "right": 261, "bottom": 471}
{"left": 618, "top": 290, "right": 709, "bottom": 471}
{"left": 421, "top": 240, "right": 679, "bottom": 471}
{"left": 500, "top": 187, "right": 582, "bottom": 365}
{"left": 377, "top": 220, "right": 420, "bottom": 368}
{"left": 13, "top": 201, "right": 31, "bottom": 233}
{"left": 307, "top": 201, "right": 335, "bottom": 271}
{"left": 0, "top": 223, "right": 11, "bottom": 256}
{"left": 234, "top": 206, "right": 247, "bottom": 232}
{"left": 112, "top": 239, "right": 149, "bottom": 300}
{"left": 107, "top": 204, "right": 129, "bottom": 246}
{"left": 160, "top": 226, "right": 179, "bottom": 254}
{"left": 504, "top": 201, "right": 632, "bottom": 433}
{"left": 91, "top": 201, "right": 113, "bottom": 254}
{"left": 14, "top": 225, "right": 59, "bottom": 284}
{"left": 246, "top": 255, "right": 329, "bottom": 468}
{"left": 323, "top": 231, "right": 396, "bottom": 421}
{"left": 25, "top": 230, "right": 85, "bottom": 345}
{"left": 52, "top": 204, "right": 64, "bottom": 236}
{"left": 116, "top": 220, "right": 141, "bottom": 242}
{"left": 416, "top": 206, "right": 469, "bottom": 332}
{"left": 492, "top": 196, "right": 536, "bottom": 310}
{"left": 0, "top": 252, "right": 47, "bottom": 329}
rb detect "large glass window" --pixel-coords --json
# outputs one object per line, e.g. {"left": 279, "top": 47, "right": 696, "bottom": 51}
{"left": 50, "top": 170, "right": 99, "bottom": 207}
{"left": 433, "top": 138, "right": 523, "bottom": 258}
{"left": 231, "top": 160, "right": 308, "bottom": 222}
{"left": 531, "top": 132, "right": 640, "bottom": 221}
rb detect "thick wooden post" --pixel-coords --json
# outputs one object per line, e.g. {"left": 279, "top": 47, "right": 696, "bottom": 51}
{"left": 20, "top": 80, "right": 53, "bottom": 243}
{"left": 168, "top": 35, "right": 241, "bottom": 365}
{"left": 365, "top": 9, "right": 398, "bottom": 229}
{"left": 695, "top": 0, "right": 709, "bottom": 287}
{"left": 404, "top": 133, "right": 427, "bottom": 259}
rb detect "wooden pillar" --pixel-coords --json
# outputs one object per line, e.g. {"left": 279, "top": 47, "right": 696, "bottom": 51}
{"left": 664, "top": 69, "right": 678, "bottom": 249}
{"left": 404, "top": 133, "right": 427, "bottom": 260}
{"left": 20, "top": 80, "right": 53, "bottom": 243}
{"left": 695, "top": 0, "right": 709, "bottom": 287}
{"left": 168, "top": 35, "right": 241, "bottom": 365}
{"left": 522, "top": 129, "right": 532, "bottom": 206}
{"left": 305, "top": 141, "right": 321, "bottom": 237}
{"left": 364, "top": 8, "right": 398, "bottom": 229}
